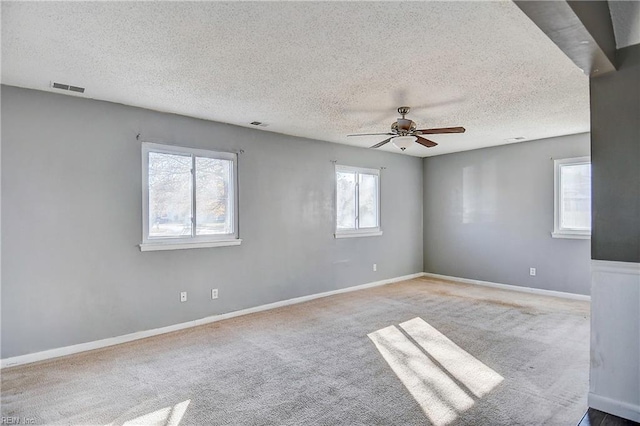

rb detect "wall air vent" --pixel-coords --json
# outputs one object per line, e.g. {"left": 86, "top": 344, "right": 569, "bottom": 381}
{"left": 51, "top": 82, "right": 85, "bottom": 94}
{"left": 250, "top": 121, "right": 268, "bottom": 127}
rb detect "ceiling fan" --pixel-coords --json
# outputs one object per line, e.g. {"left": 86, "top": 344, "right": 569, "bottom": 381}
{"left": 348, "top": 106, "right": 465, "bottom": 150}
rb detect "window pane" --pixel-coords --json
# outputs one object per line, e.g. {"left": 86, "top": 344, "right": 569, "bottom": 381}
{"left": 148, "top": 152, "right": 192, "bottom": 238}
{"left": 560, "top": 163, "right": 591, "bottom": 230}
{"left": 336, "top": 171, "right": 356, "bottom": 229}
{"left": 359, "top": 173, "right": 378, "bottom": 228}
{"left": 196, "top": 157, "right": 233, "bottom": 235}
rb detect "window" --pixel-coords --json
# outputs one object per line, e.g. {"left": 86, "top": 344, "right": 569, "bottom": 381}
{"left": 140, "top": 143, "right": 240, "bottom": 251}
{"left": 553, "top": 156, "right": 591, "bottom": 239}
{"left": 335, "top": 165, "right": 382, "bottom": 238}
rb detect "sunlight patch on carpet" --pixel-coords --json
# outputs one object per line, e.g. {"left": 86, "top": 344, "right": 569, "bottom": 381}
{"left": 105, "top": 399, "right": 190, "bottom": 426}
{"left": 368, "top": 325, "right": 473, "bottom": 425}
{"left": 399, "top": 317, "right": 503, "bottom": 398}
{"left": 368, "top": 318, "right": 502, "bottom": 426}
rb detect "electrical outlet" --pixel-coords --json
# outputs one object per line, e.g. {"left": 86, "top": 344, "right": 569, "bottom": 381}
{"left": 373, "top": 263, "right": 377, "bottom": 272}
{"left": 180, "top": 291, "right": 187, "bottom": 302}
{"left": 211, "top": 289, "right": 218, "bottom": 300}
{"left": 530, "top": 268, "right": 536, "bottom": 276}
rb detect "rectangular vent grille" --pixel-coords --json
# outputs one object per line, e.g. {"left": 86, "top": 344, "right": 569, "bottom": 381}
{"left": 52, "top": 82, "right": 85, "bottom": 93}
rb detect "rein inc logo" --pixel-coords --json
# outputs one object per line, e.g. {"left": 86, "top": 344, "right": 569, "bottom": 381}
{"left": 1, "top": 418, "right": 35, "bottom": 425}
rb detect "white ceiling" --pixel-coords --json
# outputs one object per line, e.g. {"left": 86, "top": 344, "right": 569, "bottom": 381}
{"left": 2, "top": 1, "right": 591, "bottom": 157}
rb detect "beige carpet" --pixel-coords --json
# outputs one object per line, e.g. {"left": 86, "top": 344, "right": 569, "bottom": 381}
{"left": 1, "top": 277, "right": 590, "bottom": 425}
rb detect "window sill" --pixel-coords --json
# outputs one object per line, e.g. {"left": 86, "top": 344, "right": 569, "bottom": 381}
{"left": 551, "top": 232, "right": 590, "bottom": 240}
{"left": 139, "top": 239, "right": 242, "bottom": 252}
{"left": 334, "top": 231, "right": 383, "bottom": 239}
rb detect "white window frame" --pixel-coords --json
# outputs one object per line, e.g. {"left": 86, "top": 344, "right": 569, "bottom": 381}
{"left": 552, "top": 156, "right": 591, "bottom": 239}
{"left": 140, "top": 142, "right": 241, "bottom": 251}
{"left": 334, "top": 165, "right": 382, "bottom": 239}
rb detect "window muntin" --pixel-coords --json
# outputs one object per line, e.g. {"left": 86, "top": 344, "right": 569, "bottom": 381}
{"left": 142, "top": 143, "right": 238, "bottom": 247}
{"left": 335, "top": 165, "right": 381, "bottom": 237}
{"left": 553, "top": 156, "right": 591, "bottom": 239}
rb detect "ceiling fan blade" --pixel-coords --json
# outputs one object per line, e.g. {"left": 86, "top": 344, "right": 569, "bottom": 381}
{"left": 416, "top": 127, "right": 466, "bottom": 134}
{"left": 348, "top": 132, "right": 394, "bottom": 137}
{"left": 371, "top": 137, "right": 394, "bottom": 149}
{"left": 415, "top": 136, "right": 438, "bottom": 148}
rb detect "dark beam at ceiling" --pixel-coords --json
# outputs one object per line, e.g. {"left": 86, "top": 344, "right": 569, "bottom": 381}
{"left": 514, "top": 0, "right": 617, "bottom": 76}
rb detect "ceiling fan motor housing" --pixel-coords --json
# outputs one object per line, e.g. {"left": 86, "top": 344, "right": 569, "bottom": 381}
{"left": 393, "top": 118, "right": 416, "bottom": 135}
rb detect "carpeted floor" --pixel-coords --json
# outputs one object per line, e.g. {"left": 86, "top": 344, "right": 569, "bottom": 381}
{"left": 1, "top": 277, "right": 590, "bottom": 425}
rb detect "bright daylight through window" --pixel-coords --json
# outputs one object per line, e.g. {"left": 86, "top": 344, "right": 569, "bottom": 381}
{"left": 335, "top": 165, "right": 381, "bottom": 238}
{"left": 553, "top": 156, "right": 591, "bottom": 239}
{"left": 140, "top": 143, "right": 240, "bottom": 251}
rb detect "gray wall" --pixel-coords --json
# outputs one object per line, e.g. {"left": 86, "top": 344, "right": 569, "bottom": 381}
{"left": 590, "top": 44, "right": 640, "bottom": 263}
{"left": 1, "top": 85, "right": 423, "bottom": 358}
{"left": 423, "top": 133, "right": 591, "bottom": 295}
{"left": 588, "top": 43, "right": 640, "bottom": 419}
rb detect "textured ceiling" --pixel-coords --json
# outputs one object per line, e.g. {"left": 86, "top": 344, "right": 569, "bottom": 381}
{"left": 609, "top": 0, "right": 640, "bottom": 49}
{"left": 1, "top": 1, "right": 590, "bottom": 157}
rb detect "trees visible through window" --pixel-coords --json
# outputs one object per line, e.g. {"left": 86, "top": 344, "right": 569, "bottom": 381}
{"left": 141, "top": 143, "right": 238, "bottom": 250}
{"left": 335, "top": 165, "right": 381, "bottom": 238}
{"left": 553, "top": 156, "right": 591, "bottom": 239}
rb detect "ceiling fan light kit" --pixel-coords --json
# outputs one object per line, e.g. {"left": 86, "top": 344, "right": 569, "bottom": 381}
{"left": 348, "top": 106, "right": 465, "bottom": 151}
{"left": 392, "top": 136, "right": 416, "bottom": 151}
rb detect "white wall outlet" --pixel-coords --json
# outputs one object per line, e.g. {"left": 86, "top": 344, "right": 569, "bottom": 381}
{"left": 530, "top": 268, "right": 536, "bottom": 276}
{"left": 373, "top": 263, "right": 377, "bottom": 272}
{"left": 211, "top": 289, "right": 218, "bottom": 300}
{"left": 180, "top": 291, "right": 187, "bottom": 302}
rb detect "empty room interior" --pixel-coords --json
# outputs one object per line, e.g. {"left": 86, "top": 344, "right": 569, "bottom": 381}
{"left": 1, "top": 2, "right": 639, "bottom": 425}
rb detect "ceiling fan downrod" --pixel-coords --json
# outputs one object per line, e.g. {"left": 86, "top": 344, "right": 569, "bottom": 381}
{"left": 394, "top": 106, "right": 415, "bottom": 135}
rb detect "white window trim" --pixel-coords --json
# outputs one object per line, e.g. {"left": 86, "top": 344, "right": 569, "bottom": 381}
{"left": 552, "top": 156, "right": 591, "bottom": 240}
{"left": 334, "top": 165, "right": 382, "bottom": 239}
{"left": 140, "top": 239, "right": 242, "bottom": 252}
{"left": 140, "top": 142, "right": 240, "bottom": 251}
{"left": 334, "top": 230, "right": 383, "bottom": 239}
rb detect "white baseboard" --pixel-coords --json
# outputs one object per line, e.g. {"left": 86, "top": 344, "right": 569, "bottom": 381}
{"left": 422, "top": 272, "right": 591, "bottom": 301}
{"left": 1, "top": 272, "right": 424, "bottom": 369}
{"left": 589, "top": 392, "right": 640, "bottom": 422}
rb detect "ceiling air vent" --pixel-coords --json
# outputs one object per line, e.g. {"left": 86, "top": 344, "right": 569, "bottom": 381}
{"left": 51, "top": 82, "right": 85, "bottom": 94}
{"left": 250, "top": 121, "right": 268, "bottom": 127}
